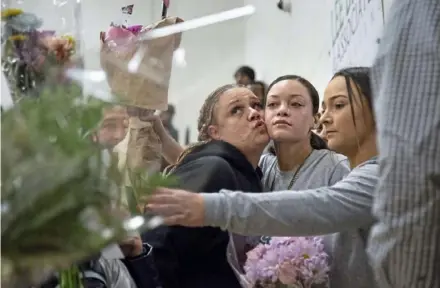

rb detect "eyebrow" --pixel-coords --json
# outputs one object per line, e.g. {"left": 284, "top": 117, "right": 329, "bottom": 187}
{"left": 267, "top": 94, "right": 304, "bottom": 99}
{"left": 328, "top": 94, "right": 347, "bottom": 100}
{"left": 228, "top": 99, "right": 240, "bottom": 107}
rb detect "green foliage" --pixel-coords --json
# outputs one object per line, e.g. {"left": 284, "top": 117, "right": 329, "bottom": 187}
{"left": 0, "top": 82, "right": 176, "bottom": 287}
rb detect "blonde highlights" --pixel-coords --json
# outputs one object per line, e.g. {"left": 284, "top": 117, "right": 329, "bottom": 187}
{"left": 164, "top": 84, "right": 239, "bottom": 174}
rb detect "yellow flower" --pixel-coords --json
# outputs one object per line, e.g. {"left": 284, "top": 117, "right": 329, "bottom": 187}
{"left": 9, "top": 34, "right": 27, "bottom": 41}
{"left": 1, "top": 8, "right": 23, "bottom": 20}
{"left": 303, "top": 254, "right": 310, "bottom": 259}
{"left": 61, "top": 35, "right": 76, "bottom": 46}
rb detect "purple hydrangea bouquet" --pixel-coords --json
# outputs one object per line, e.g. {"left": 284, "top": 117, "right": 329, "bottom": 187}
{"left": 244, "top": 237, "right": 330, "bottom": 288}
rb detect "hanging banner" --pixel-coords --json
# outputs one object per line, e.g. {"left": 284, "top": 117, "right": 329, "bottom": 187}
{"left": 330, "top": 0, "right": 384, "bottom": 72}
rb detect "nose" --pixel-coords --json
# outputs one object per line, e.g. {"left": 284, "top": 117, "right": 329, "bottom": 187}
{"left": 320, "top": 109, "right": 332, "bottom": 128}
{"left": 276, "top": 102, "right": 290, "bottom": 117}
{"left": 248, "top": 106, "right": 262, "bottom": 121}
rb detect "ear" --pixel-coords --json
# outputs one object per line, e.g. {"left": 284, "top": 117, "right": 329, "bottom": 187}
{"left": 312, "top": 114, "right": 320, "bottom": 129}
{"left": 207, "top": 125, "right": 221, "bottom": 140}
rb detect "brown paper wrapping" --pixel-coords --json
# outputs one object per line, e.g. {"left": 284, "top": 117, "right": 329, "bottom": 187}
{"left": 126, "top": 117, "right": 162, "bottom": 172}
{"left": 113, "top": 117, "right": 162, "bottom": 209}
{"left": 114, "top": 117, "right": 162, "bottom": 171}
{"left": 100, "top": 17, "right": 184, "bottom": 110}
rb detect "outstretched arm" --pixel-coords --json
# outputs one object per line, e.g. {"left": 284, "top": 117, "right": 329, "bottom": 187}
{"left": 203, "top": 161, "right": 378, "bottom": 236}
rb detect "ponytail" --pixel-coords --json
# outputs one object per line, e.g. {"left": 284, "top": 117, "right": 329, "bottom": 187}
{"left": 310, "top": 132, "right": 328, "bottom": 150}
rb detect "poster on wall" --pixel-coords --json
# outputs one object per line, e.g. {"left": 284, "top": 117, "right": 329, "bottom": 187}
{"left": 330, "top": 0, "right": 385, "bottom": 72}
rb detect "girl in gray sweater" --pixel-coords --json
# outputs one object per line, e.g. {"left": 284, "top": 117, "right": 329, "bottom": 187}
{"left": 147, "top": 67, "right": 379, "bottom": 288}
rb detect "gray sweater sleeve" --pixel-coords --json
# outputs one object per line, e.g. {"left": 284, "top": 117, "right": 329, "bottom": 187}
{"left": 203, "top": 162, "right": 378, "bottom": 236}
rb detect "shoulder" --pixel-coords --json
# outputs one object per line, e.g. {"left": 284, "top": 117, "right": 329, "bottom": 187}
{"left": 172, "top": 156, "right": 238, "bottom": 192}
{"left": 314, "top": 150, "right": 349, "bottom": 170}
{"left": 337, "top": 158, "right": 379, "bottom": 189}
{"left": 312, "top": 150, "right": 350, "bottom": 185}
{"left": 178, "top": 155, "right": 234, "bottom": 174}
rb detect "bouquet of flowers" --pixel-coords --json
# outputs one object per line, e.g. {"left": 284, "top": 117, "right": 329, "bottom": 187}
{"left": 101, "top": 3, "right": 183, "bottom": 212}
{"left": 244, "top": 237, "right": 330, "bottom": 288}
{"left": 1, "top": 8, "right": 76, "bottom": 102}
{"left": 99, "top": 4, "right": 183, "bottom": 111}
{"left": 1, "top": 5, "right": 175, "bottom": 288}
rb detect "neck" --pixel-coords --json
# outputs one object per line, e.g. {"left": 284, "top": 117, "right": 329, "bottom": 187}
{"left": 347, "top": 133, "right": 378, "bottom": 168}
{"left": 275, "top": 140, "right": 313, "bottom": 171}
{"left": 242, "top": 146, "right": 265, "bottom": 169}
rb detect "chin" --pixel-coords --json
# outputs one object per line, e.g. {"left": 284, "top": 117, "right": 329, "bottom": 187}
{"left": 269, "top": 131, "right": 299, "bottom": 142}
{"left": 327, "top": 140, "right": 343, "bottom": 154}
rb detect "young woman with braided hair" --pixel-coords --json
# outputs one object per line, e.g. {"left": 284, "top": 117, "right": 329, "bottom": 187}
{"left": 141, "top": 84, "right": 269, "bottom": 288}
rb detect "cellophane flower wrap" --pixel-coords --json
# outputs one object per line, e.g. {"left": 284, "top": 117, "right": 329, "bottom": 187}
{"left": 244, "top": 237, "right": 330, "bottom": 288}
{"left": 101, "top": 8, "right": 183, "bottom": 214}
{"left": 100, "top": 16, "right": 183, "bottom": 110}
{"left": 1, "top": 3, "right": 176, "bottom": 288}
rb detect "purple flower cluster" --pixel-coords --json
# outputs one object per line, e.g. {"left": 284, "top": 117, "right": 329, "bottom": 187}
{"left": 244, "top": 237, "right": 329, "bottom": 288}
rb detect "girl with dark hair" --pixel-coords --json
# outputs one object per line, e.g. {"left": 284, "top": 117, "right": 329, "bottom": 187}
{"left": 147, "top": 67, "right": 380, "bottom": 288}
{"left": 260, "top": 75, "right": 348, "bottom": 193}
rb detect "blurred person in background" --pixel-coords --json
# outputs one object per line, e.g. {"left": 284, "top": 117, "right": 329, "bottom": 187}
{"left": 250, "top": 80, "right": 267, "bottom": 104}
{"left": 40, "top": 105, "right": 159, "bottom": 288}
{"left": 234, "top": 65, "right": 256, "bottom": 86}
{"left": 95, "top": 105, "right": 128, "bottom": 150}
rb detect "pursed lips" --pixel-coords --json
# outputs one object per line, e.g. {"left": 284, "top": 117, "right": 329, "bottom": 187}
{"left": 253, "top": 120, "right": 265, "bottom": 129}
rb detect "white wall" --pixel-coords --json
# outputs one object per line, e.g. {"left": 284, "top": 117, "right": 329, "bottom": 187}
{"left": 1, "top": 0, "right": 395, "bottom": 144}
{"left": 1, "top": 0, "right": 247, "bottom": 143}
{"left": 243, "top": 0, "right": 394, "bottom": 98}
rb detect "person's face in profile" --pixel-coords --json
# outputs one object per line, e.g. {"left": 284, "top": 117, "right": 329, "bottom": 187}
{"left": 96, "top": 106, "right": 128, "bottom": 149}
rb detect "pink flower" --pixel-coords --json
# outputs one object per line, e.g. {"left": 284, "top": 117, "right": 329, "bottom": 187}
{"left": 278, "top": 261, "right": 298, "bottom": 285}
{"left": 104, "top": 26, "right": 135, "bottom": 46}
{"left": 126, "top": 25, "right": 143, "bottom": 35}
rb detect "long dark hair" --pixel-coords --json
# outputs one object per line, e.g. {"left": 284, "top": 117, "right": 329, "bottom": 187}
{"left": 332, "top": 67, "right": 374, "bottom": 128}
{"left": 265, "top": 75, "right": 328, "bottom": 154}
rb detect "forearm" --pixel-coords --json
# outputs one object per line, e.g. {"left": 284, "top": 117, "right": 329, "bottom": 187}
{"left": 127, "top": 106, "right": 183, "bottom": 164}
{"left": 159, "top": 128, "right": 184, "bottom": 164}
{"left": 203, "top": 185, "right": 375, "bottom": 236}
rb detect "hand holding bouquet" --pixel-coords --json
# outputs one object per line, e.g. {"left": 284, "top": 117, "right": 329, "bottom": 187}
{"left": 101, "top": 5, "right": 184, "bottom": 214}
{"left": 244, "top": 237, "right": 330, "bottom": 288}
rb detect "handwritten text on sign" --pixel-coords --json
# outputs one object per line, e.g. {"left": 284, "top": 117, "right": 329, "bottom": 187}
{"left": 330, "top": 0, "right": 384, "bottom": 72}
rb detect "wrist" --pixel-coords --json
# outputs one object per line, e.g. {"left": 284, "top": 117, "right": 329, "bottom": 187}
{"left": 128, "top": 246, "right": 145, "bottom": 258}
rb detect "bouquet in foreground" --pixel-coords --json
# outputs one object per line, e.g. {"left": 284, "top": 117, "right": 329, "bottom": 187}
{"left": 244, "top": 237, "right": 330, "bottom": 288}
{"left": 1, "top": 6, "right": 176, "bottom": 288}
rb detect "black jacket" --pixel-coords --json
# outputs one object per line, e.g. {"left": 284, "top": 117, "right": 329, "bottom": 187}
{"left": 142, "top": 140, "right": 263, "bottom": 288}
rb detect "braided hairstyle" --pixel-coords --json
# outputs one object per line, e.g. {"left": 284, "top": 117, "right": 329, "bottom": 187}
{"left": 164, "top": 84, "right": 240, "bottom": 174}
